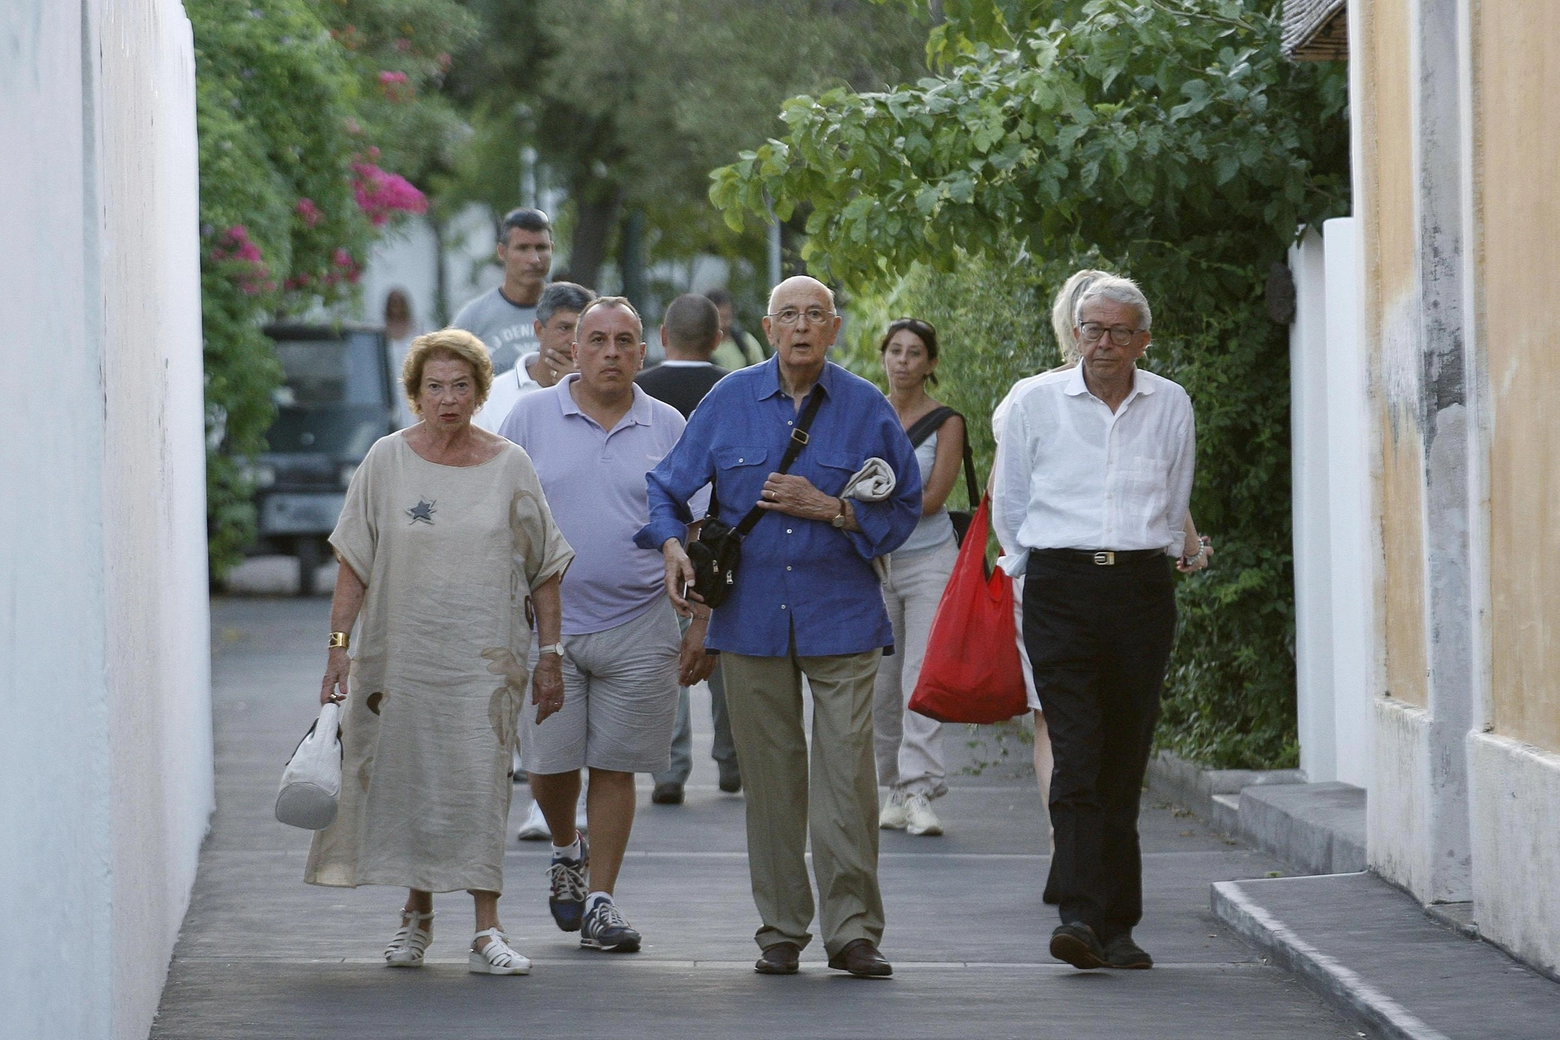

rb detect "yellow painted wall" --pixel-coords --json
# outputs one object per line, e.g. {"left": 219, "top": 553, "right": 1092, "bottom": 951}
{"left": 1359, "top": 0, "right": 1429, "bottom": 708}
{"left": 1476, "top": 2, "right": 1560, "bottom": 753}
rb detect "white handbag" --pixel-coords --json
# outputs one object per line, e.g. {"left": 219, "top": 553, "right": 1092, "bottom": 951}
{"left": 275, "top": 700, "right": 343, "bottom": 830}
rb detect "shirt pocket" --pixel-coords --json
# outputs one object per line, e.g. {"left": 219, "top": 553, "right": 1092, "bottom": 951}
{"left": 1120, "top": 455, "right": 1171, "bottom": 514}
{"left": 713, "top": 446, "right": 769, "bottom": 472}
{"left": 711, "top": 446, "right": 770, "bottom": 516}
{"left": 814, "top": 451, "right": 862, "bottom": 496}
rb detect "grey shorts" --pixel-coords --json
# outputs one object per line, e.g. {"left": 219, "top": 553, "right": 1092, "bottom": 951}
{"left": 521, "top": 599, "right": 681, "bottom": 774}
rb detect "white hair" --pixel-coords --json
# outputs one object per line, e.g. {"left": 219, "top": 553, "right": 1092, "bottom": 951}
{"left": 1075, "top": 275, "right": 1152, "bottom": 332}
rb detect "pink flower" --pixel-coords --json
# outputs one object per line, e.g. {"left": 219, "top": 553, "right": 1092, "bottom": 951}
{"left": 394, "top": 38, "right": 411, "bottom": 52}
{"left": 351, "top": 162, "right": 428, "bottom": 226}
{"left": 295, "top": 197, "right": 322, "bottom": 227}
{"left": 344, "top": 117, "right": 363, "bottom": 135}
{"left": 378, "top": 70, "right": 413, "bottom": 101}
{"left": 210, "top": 225, "right": 272, "bottom": 294}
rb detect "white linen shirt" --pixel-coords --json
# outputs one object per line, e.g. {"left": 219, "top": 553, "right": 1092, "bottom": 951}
{"left": 992, "top": 363, "right": 1195, "bottom": 576}
{"left": 472, "top": 353, "right": 544, "bottom": 434}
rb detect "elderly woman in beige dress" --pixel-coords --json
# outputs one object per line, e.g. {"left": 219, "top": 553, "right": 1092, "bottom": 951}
{"left": 308, "top": 328, "right": 574, "bottom": 976}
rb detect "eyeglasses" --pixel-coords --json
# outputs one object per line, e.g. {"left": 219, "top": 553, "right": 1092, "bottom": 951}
{"left": 890, "top": 317, "right": 937, "bottom": 336}
{"left": 1078, "top": 322, "right": 1144, "bottom": 346}
{"left": 768, "top": 307, "right": 836, "bottom": 327}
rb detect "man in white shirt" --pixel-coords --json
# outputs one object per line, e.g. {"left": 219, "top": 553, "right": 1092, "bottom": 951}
{"left": 992, "top": 275, "right": 1202, "bottom": 972}
{"left": 474, "top": 281, "right": 595, "bottom": 434}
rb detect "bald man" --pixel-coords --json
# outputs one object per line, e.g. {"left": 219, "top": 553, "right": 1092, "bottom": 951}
{"left": 637, "top": 276, "right": 922, "bottom": 978}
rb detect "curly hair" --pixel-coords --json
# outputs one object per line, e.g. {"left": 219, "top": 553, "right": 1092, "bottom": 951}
{"left": 401, "top": 328, "right": 494, "bottom": 418}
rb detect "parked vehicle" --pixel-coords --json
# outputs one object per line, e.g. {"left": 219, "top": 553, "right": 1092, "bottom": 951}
{"left": 248, "top": 322, "right": 399, "bottom": 595}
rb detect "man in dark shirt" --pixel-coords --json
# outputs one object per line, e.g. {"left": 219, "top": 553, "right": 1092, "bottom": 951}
{"left": 636, "top": 294, "right": 728, "bottom": 419}
{"left": 634, "top": 295, "right": 738, "bottom": 803}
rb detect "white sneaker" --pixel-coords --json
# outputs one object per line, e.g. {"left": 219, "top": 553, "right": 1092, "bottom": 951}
{"left": 904, "top": 793, "right": 943, "bottom": 836}
{"left": 879, "top": 792, "right": 908, "bottom": 830}
{"left": 517, "top": 800, "right": 550, "bottom": 841}
{"left": 575, "top": 791, "right": 589, "bottom": 834}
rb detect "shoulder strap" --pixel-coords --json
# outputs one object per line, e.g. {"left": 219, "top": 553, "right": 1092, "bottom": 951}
{"left": 734, "top": 387, "right": 825, "bottom": 537}
{"left": 960, "top": 435, "right": 979, "bottom": 508}
{"left": 905, "top": 406, "right": 979, "bottom": 507}
{"left": 905, "top": 405, "right": 958, "bottom": 449}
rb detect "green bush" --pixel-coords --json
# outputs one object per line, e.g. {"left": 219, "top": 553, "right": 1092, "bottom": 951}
{"left": 840, "top": 248, "right": 1299, "bottom": 769}
{"left": 190, "top": 0, "right": 474, "bottom": 576}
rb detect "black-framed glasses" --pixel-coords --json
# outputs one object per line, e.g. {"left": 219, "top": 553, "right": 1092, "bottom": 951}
{"left": 1078, "top": 322, "right": 1143, "bottom": 346}
{"left": 767, "top": 307, "right": 836, "bottom": 327}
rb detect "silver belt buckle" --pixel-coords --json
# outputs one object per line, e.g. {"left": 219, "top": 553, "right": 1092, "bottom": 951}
{"left": 1092, "top": 551, "right": 1115, "bottom": 566}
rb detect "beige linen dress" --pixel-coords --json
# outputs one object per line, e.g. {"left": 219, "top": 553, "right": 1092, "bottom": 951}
{"left": 305, "top": 432, "right": 573, "bottom": 893}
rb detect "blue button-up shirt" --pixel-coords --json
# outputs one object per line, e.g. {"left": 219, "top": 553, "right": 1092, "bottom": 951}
{"left": 635, "top": 357, "right": 921, "bottom": 658}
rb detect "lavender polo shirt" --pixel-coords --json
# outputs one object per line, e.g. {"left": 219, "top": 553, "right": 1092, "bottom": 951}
{"left": 499, "top": 374, "right": 707, "bottom": 636}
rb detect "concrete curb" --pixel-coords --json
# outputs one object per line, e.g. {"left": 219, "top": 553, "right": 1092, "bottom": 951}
{"left": 1145, "top": 750, "right": 1306, "bottom": 823}
{"left": 1211, "top": 878, "right": 1452, "bottom": 1040}
{"left": 1147, "top": 752, "right": 1366, "bottom": 877}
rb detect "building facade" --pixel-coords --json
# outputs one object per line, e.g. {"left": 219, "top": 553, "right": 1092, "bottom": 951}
{"left": 1286, "top": 0, "right": 1560, "bottom": 975}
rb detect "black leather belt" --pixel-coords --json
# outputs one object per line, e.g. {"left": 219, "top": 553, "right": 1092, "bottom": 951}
{"left": 1034, "top": 548, "right": 1166, "bottom": 566}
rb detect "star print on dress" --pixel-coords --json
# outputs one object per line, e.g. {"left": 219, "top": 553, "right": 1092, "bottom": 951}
{"left": 406, "top": 499, "right": 437, "bottom": 525}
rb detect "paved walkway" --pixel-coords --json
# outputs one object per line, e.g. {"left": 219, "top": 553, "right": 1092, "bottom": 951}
{"left": 152, "top": 597, "right": 1367, "bottom": 1039}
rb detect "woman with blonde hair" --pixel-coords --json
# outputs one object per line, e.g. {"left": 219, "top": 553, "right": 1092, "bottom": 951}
{"left": 308, "top": 328, "right": 574, "bottom": 975}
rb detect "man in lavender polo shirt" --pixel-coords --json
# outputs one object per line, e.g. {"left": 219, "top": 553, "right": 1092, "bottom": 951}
{"left": 498, "top": 296, "right": 709, "bottom": 955}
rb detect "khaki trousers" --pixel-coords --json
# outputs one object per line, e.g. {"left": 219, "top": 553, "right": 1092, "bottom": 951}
{"left": 721, "top": 648, "right": 885, "bottom": 957}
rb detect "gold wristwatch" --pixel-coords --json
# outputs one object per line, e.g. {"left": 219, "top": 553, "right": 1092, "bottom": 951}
{"left": 831, "top": 498, "right": 848, "bottom": 529}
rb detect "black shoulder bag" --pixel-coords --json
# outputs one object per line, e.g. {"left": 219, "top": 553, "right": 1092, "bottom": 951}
{"left": 905, "top": 406, "right": 980, "bottom": 546}
{"left": 687, "top": 389, "right": 824, "bottom": 609}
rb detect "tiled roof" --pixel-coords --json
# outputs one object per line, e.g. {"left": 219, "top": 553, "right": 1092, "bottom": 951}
{"left": 1282, "top": 0, "right": 1348, "bottom": 61}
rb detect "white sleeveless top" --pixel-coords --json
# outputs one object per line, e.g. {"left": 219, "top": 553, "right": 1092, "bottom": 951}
{"left": 896, "top": 429, "right": 956, "bottom": 555}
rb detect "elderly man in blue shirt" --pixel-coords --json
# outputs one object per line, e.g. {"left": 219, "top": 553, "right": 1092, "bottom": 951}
{"left": 636, "top": 276, "right": 920, "bottom": 978}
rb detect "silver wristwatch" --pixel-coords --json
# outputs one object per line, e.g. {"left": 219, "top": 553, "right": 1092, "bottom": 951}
{"left": 537, "top": 643, "right": 566, "bottom": 658}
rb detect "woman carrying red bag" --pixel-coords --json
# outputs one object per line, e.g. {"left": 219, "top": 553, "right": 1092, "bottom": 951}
{"left": 871, "top": 318, "right": 967, "bottom": 837}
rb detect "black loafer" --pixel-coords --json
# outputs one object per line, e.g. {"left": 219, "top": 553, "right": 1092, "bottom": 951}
{"left": 827, "top": 938, "right": 893, "bottom": 978}
{"left": 1104, "top": 933, "right": 1153, "bottom": 969}
{"left": 1049, "top": 923, "right": 1106, "bottom": 969}
{"left": 650, "top": 782, "right": 684, "bottom": 805}
{"left": 717, "top": 762, "right": 742, "bottom": 793}
{"left": 755, "top": 941, "right": 800, "bottom": 975}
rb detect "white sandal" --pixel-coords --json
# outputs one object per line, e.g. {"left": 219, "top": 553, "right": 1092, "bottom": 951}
{"left": 469, "top": 927, "right": 532, "bottom": 975}
{"left": 384, "top": 908, "right": 433, "bottom": 967}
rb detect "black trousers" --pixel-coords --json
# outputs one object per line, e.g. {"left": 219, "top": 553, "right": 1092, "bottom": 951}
{"left": 1024, "top": 551, "right": 1177, "bottom": 941}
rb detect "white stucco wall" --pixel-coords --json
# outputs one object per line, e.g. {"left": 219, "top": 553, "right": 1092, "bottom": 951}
{"left": 1468, "top": 732, "right": 1560, "bottom": 976}
{"left": 0, "top": 3, "right": 212, "bottom": 1038}
{"left": 1289, "top": 228, "right": 1336, "bottom": 782}
{"left": 1369, "top": 696, "right": 1432, "bottom": 899}
{"left": 1321, "top": 217, "right": 1375, "bottom": 789}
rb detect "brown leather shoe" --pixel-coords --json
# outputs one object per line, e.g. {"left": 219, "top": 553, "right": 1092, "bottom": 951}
{"left": 754, "top": 942, "right": 800, "bottom": 975}
{"left": 826, "top": 938, "right": 893, "bottom": 978}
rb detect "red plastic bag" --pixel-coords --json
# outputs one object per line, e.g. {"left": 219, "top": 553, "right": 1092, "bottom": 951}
{"left": 907, "top": 495, "right": 1030, "bottom": 724}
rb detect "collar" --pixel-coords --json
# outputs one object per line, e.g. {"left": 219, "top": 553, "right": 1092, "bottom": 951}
{"left": 658, "top": 359, "right": 715, "bottom": 368}
{"left": 754, "top": 354, "right": 836, "bottom": 401}
{"left": 1064, "top": 362, "right": 1153, "bottom": 402}
{"left": 556, "top": 373, "right": 655, "bottom": 428}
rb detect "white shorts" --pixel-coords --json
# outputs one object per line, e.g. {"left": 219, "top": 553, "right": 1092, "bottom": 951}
{"left": 521, "top": 600, "right": 681, "bottom": 774}
{"left": 1013, "top": 573, "right": 1042, "bottom": 713}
